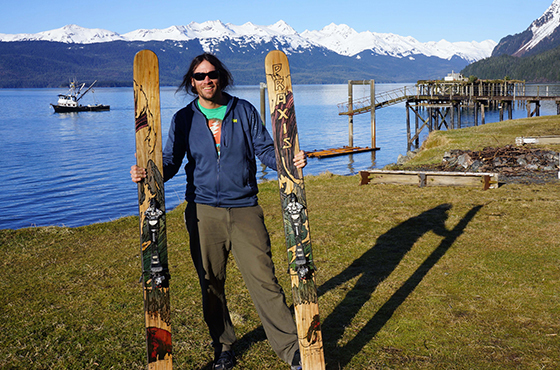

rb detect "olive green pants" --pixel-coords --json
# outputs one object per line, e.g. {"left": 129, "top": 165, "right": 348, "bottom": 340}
{"left": 184, "top": 202, "right": 299, "bottom": 364}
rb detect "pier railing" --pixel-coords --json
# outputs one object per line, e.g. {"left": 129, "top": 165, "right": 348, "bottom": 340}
{"left": 337, "top": 80, "right": 538, "bottom": 116}
{"left": 337, "top": 85, "right": 417, "bottom": 115}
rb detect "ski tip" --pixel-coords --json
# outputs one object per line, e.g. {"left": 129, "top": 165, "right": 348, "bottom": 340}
{"left": 265, "top": 49, "right": 287, "bottom": 63}
{"left": 266, "top": 49, "right": 285, "bottom": 57}
{"left": 134, "top": 49, "right": 158, "bottom": 65}
{"left": 133, "top": 49, "right": 160, "bottom": 83}
{"left": 135, "top": 49, "right": 156, "bottom": 58}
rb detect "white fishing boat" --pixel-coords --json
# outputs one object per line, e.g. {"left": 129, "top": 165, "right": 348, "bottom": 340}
{"left": 51, "top": 80, "right": 110, "bottom": 113}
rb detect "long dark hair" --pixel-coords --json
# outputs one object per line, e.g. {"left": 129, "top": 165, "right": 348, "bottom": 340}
{"left": 177, "top": 53, "right": 233, "bottom": 95}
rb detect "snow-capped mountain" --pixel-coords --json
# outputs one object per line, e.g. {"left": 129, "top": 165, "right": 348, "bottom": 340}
{"left": 0, "top": 21, "right": 495, "bottom": 62}
{"left": 492, "top": 0, "right": 560, "bottom": 57}
{"left": 302, "top": 23, "right": 495, "bottom": 62}
{"left": 0, "top": 20, "right": 499, "bottom": 88}
{"left": 517, "top": 0, "right": 560, "bottom": 55}
{"left": 0, "top": 24, "right": 125, "bottom": 43}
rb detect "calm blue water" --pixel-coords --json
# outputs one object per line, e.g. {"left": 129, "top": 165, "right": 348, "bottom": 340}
{"left": 2, "top": 83, "right": 559, "bottom": 230}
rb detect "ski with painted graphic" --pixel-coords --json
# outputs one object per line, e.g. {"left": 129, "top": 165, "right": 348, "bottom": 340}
{"left": 265, "top": 50, "right": 325, "bottom": 370}
{"left": 133, "top": 49, "right": 172, "bottom": 370}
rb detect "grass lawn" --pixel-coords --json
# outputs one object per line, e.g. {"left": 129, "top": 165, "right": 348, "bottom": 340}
{"left": 1, "top": 115, "right": 560, "bottom": 369}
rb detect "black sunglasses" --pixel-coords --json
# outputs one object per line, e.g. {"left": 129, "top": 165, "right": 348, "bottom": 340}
{"left": 192, "top": 70, "right": 220, "bottom": 81}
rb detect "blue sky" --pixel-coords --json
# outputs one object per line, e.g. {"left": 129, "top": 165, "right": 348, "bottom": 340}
{"left": 1, "top": 0, "right": 554, "bottom": 42}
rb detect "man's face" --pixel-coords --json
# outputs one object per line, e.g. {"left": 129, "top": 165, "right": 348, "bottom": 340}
{"left": 191, "top": 60, "right": 220, "bottom": 102}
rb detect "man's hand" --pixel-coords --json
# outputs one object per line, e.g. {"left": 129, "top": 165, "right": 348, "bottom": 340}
{"left": 293, "top": 150, "right": 307, "bottom": 169}
{"left": 130, "top": 165, "right": 146, "bottom": 183}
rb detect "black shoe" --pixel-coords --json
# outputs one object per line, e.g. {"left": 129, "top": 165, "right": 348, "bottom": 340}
{"left": 213, "top": 350, "right": 236, "bottom": 370}
{"left": 290, "top": 349, "right": 302, "bottom": 370}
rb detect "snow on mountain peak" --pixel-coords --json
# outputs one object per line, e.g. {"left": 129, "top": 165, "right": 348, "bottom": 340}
{"left": 268, "top": 20, "right": 298, "bottom": 35}
{"left": 43, "top": 24, "right": 124, "bottom": 43}
{"left": 0, "top": 21, "right": 494, "bottom": 62}
{"left": 517, "top": 0, "right": 560, "bottom": 54}
{"left": 301, "top": 23, "right": 495, "bottom": 62}
{"left": 124, "top": 25, "right": 191, "bottom": 41}
{"left": 187, "top": 20, "right": 235, "bottom": 38}
{"left": 0, "top": 24, "right": 124, "bottom": 43}
{"left": 327, "top": 23, "right": 358, "bottom": 37}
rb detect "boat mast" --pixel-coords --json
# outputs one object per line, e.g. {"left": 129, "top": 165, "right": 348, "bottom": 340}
{"left": 76, "top": 80, "right": 98, "bottom": 102}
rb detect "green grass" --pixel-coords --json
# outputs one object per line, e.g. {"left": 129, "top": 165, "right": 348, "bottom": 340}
{"left": 2, "top": 116, "right": 560, "bottom": 369}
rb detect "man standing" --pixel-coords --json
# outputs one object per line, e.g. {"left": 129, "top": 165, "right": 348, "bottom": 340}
{"left": 131, "top": 53, "right": 306, "bottom": 370}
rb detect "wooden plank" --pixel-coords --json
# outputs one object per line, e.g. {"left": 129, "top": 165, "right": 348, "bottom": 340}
{"left": 365, "top": 172, "right": 420, "bottom": 186}
{"left": 425, "top": 174, "right": 484, "bottom": 187}
{"left": 515, "top": 135, "right": 560, "bottom": 145}
{"left": 359, "top": 170, "right": 499, "bottom": 190}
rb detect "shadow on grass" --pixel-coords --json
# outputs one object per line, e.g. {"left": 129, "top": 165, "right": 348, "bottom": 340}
{"left": 318, "top": 203, "right": 483, "bottom": 368}
{"left": 231, "top": 203, "right": 481, "bottom": 369}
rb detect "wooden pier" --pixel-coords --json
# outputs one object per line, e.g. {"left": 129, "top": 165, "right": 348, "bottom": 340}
{"left": 337, "top": 78, "right": 560, "bottom": 152}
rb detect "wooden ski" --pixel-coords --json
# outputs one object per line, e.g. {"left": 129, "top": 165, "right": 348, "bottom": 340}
{"left": 133, "top": 49, "right": 172, "bottom": 370}
{"left": 265, "top": 50, "right": 325, "bottom": 370}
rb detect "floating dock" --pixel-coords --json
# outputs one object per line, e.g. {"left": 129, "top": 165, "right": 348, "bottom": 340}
{"left": 307, "top": 146, "right": 379, "bottom": 158}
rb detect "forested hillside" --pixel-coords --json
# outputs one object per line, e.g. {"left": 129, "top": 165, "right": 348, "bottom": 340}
{"left": 461, "top": 45, "right": 560, "bottom": 82}
{"left": 0, "top": 40, "right": 469, "bottom": 88}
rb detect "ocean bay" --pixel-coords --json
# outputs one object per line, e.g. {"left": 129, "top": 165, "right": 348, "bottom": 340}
{"left": 2, "top": 83, "right": 559, "bottom": 229}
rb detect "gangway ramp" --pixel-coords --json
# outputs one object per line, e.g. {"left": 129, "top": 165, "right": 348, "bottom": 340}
{"left": 338, "top": 85, "right": 417, "bottom": 115}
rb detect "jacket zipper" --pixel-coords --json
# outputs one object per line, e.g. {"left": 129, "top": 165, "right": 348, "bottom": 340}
{"left": 216, "top": 155, "right": 220, "bottom": 207}
{"left": 215, "top": 113, "right": 226, "bottom": 208}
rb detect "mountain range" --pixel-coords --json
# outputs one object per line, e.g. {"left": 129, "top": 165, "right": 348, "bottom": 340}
{"left": 463, "top": 0, "right": 560, "bottom": 81}
{"left": 0, "top": 21, "right": 495, "bottom": 62}
{"left": 0, "top": 21, "right": 495, "bottom": 88}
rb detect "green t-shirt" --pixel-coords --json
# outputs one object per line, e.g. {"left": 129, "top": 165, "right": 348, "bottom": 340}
{"left": 198, "top": 101, "right": 227, "bottom": 155}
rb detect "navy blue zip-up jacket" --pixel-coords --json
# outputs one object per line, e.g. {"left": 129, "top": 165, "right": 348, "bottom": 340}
{"left": 162, "top": 93, "right": 277, "bottom": 207}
